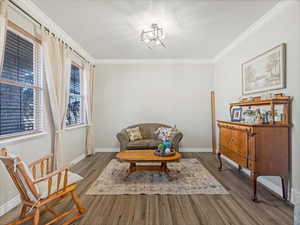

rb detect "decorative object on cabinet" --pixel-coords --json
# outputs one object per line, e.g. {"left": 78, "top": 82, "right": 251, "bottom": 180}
{"left": 243, "top": 108, "right": 256, "bottom": 124}
{"left": 242, "top": 43, "right": 286, "bottom": 95}
{"left": 217, "top": 93, "right": 291, "bottom": 201}
{"left": 231, "top": 108, "right": 242, "bottom": 122}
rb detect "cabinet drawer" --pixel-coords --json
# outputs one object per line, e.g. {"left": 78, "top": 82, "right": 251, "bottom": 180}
{"left": 220, "top": 127, "right": 248, "bottom": 159}
{"left": 231, "top": 129, "right": 248, "bottom": 158}
{"left": 220, "top": 127, "right": 232, "bottom": 149}
{"left": 221, "top": 146, "right": 248, "bottom": 168}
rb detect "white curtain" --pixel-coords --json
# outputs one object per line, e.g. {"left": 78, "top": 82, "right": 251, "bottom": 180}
{"left": 0, "top": 0, "right": 8, "bottom": 73}
{"left": 83, "top": 63, "right": 95, "bottom": 155}
{"left": 42, "top": 31, "right": 71, "bottom": 168}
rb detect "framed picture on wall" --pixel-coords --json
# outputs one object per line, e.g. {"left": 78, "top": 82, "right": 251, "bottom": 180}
{"left": 231, "top": 108, "right": 242, "bottom": 122}
{"left": 242, "top": 43, "right": 286, "bottom": 95}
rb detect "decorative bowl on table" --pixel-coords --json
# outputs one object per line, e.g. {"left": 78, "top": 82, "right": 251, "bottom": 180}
{"left": 154, "top": 149, "right": 176, "bottom": 157}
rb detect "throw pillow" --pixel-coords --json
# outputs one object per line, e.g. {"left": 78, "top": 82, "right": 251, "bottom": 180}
{"left": 126, "top": 127, "right": 143, "bottom": 142}
{"left": 155, "top": 127, "right": 177, "bottom": 140}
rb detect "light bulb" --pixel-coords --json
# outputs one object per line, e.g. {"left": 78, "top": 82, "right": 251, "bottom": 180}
{"left": 144, "top": 39, "right": 150, "bottom": 43}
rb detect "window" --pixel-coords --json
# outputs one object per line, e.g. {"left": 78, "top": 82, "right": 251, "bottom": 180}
{"left": 66, "top": 64, "right": 84, "bottom": 126}
{"left": 0, "top": 29, "right": 42, "bottom": 138}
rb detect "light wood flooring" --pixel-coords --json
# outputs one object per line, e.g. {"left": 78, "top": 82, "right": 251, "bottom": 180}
{"left": 0, "top": 152, "right": 293, "bottom": 225}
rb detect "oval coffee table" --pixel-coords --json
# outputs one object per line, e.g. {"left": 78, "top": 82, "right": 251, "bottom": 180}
{"left": 116, "top": 150, "right": 181, "bottom": 179}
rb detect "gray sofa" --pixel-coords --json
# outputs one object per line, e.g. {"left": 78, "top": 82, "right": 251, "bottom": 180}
{"left": 116, "top": 123, "right": 183, "bottom": 152}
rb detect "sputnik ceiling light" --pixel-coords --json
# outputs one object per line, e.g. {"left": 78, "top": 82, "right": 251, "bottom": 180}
{"left": 141, "top": 23, "right": 166, "bottom": 49}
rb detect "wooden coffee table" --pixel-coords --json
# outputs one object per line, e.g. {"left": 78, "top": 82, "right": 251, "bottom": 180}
{"left": 116, "top": 150, "right": 181, "bottom": 179}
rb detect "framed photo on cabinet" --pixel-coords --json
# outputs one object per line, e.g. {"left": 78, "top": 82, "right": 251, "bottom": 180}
{"left": 231, "top": 108, "right": 242, "bottom": 122}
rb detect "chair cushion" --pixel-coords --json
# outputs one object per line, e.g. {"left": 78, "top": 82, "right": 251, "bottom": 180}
{"left": 127, "top": 139, "right": 162, "bottom": 149}
{"left": 37, "top": 172, "right": 83, "bottom": 198}
{"left": 126, "top": 127, "right": 143, "bottom": 141}
{"left": 18, "top": 161, "right": 40, "bottom": 202}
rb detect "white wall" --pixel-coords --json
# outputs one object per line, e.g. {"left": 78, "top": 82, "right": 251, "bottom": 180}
{"left": 213, "top": 1, "right": 300, "bottom": 203}
{"left": 94, "top": 63, "right": 214, "bottom": 151}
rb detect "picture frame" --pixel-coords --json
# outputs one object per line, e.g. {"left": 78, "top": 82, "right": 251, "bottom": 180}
{"left": 231, "top": 108, "right": 242, "bottom": 122}
{"left": 242, "top": 43, "right": 286, "bottom": 95}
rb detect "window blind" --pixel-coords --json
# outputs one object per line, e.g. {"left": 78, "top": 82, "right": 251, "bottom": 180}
{"left": 0, "top": 29, "right": 42, "bottom": 137}
{"left": 66, "top": 64, "right": 83, "bottom": 126}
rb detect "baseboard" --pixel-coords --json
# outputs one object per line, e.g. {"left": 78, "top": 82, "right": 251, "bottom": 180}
{"left": 180, "top": 148, "right": 212, "bottom": 152}
{"left": 70, "top": 153, "right": 86, "bottom": 165}
{"left": 95, "top": 148, "right": 212, "bottom": 153}
{"left": 293, "top": 188, "right": 300, "bottom": 204}
{"left": 95, "top": 148, "right": 119, "bottom": 152}
{"left": 220, "top": 155, "right": 291, "bottom": 201}
{"left": 295, "top": 189, "right": 300, "bottom": 224}
{"left": 0, "top": 195, "right": 20, "bottom": 217}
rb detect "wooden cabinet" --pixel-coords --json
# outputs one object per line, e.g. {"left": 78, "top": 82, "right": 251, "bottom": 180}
{"left": 217, "top": 95, "right": 291, "bottom": 201}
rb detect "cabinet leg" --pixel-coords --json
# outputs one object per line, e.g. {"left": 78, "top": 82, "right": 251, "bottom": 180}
{"left": 238, "top": 165, "right": 242, "bottom": 171}
{"left": 281, "top": 176, "right": 288, "bottom": 200}
{"left": 251, "top": 172, "right": 258, "bottom": 202}
{"left": 217, "top": 153, "right": 222, "bottom": 171}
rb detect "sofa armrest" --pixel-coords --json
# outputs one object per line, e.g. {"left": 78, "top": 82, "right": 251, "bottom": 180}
{"left": 169, "top": 131, "right": 183, "bottom": 151}
{"left": 116, "top": 131, "right": 129, "bottom": 151}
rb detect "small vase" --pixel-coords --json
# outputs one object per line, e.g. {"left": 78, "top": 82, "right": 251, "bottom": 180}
{"left": 163, "top": 139, "right": 171, "bottom": 150}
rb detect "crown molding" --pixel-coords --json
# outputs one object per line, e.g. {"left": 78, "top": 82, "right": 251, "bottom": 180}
{"left": 94, "top": 59, "right": 214, "bottom": 65}
{"left": 213, "top": 1, "right": 294, "bottom": 63}
{"left": 11, "top": 0, "right": 95, "bottom": 63}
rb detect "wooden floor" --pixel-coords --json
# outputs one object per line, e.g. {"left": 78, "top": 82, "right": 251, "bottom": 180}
{"left": 0, "top": 152, "right": 293, "bottom": 225}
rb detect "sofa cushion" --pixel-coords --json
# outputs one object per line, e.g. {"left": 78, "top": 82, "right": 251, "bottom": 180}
{"left": 140, "top": 126, "right": 158, "bottom": 139}
{"left": 126, "top": 127, "right": 143, "bottom": 141}
{"left": 127, "top": 139, "right": 162, "bottom": 149}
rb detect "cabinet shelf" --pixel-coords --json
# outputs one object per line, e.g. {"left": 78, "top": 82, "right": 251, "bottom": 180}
{"left": 229, "top": 93, "right": 291, "bottom": 125}
{"left": 230, "top": 98, "right": 289, "bottom": 107}
{"left": 217, "top": 120, "right": 291, "bottom": 127}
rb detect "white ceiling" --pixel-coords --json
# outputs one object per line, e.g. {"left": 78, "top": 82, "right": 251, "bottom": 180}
{"left": 31, "top": 0, "right": 279, "bottom": 60}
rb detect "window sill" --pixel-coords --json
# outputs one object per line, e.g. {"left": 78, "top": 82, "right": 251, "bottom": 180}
{"left": 0, "top": 131, "right": 47, "bottom": 147}
{"left": 65, "top": 124, "right": 87, "bottom": 131}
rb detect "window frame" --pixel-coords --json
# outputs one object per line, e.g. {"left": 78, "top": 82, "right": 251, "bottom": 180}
{"left": 66, "top": 62, "right": 85, "bottom": 128}
{"left": 0, "top": 22, "right": 44, "bottom": 140}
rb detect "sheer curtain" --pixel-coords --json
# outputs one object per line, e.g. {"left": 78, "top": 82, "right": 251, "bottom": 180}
{"left": 0, "top": 0, "right": 8, "bottom": 72}
{"left": 83, "top": 63, "right": 95, "bottom": 155}
{"left": 42, "top": 31, "right": 71, "bottom": 168}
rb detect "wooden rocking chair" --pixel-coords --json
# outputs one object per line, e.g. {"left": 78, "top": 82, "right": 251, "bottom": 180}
{"left": 0, "top": 148, "right": 86, "bottom": 225}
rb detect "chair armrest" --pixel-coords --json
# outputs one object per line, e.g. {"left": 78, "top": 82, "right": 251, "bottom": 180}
{"left": 28, "top": 154, "right": 54, "bottom": 179}
{"left": 33, "top": 164, "right": 72, "bottom": 196}
{"left": 117, "top": 131, "right": 129, "bottom": 151}
{"left": 169, "top": 132, "right": 183, "bottom": 150}
{"left": 33, "top": 164, "right": 72, "bottom": 184}
{"left": 28, "top": 154, "right": 54, "bottom": 168}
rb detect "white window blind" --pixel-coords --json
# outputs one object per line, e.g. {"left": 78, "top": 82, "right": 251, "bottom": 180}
{"left": 66, "top": 64, "right": 83, "bottom": 126}
{"left": 0, "top": 29, "right": 42, "bottom": 138}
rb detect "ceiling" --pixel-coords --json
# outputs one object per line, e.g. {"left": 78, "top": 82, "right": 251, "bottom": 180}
{"left": 31, "top": 0, "right": 279, "bottom": 60}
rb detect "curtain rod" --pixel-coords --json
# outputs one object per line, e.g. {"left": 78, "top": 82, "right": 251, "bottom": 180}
{"left": 8, "top": 0, "right": 92, "bottom": 64}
